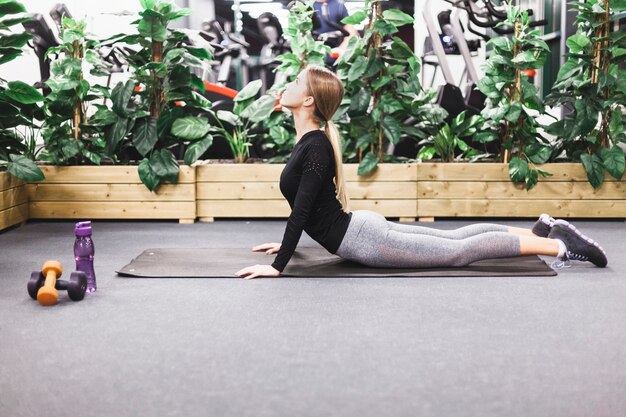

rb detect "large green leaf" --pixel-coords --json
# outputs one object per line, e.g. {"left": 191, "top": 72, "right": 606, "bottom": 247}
{"left": 234, "top": 80, "right": 263, "bottom": 102}
{"left": 382, "top": 9, "right": 414, "bottom": 27}
{"left": 5, "top": 81, "right": 44, "bottom": 104}
{"left": 112, "top": 80, "right": 135, "bottom": 117}
{"left": 140, "top": 0, "right": 155, "bottom": 10}
{"left": 348, "top": 87, "right": 371, "bottom": 116}
{"left": 488, "top": 37, "right": 513, "bottom": 52}
{"left": 216, "top": 110, "right": 241, "bottom": 127}
{"left": 132, "top": 117, "right": 158, "bottom": 156}
{"left": 600, "top": 146, "right": 625, "bottom": 180}
{"left": 580, "top": 153, "right": 605, "bottom": 189}
{"left": 105, "top": 116, "right": 129, "bottom": 155}
{"left": 511, "top": 50, "right": 537, "bottom": 64}
{"left": 149, "top": 148, "right": 179, "bottom": 183}
{"left": 348, "top": 55, "right": 367, "bottom": 82}
{"left": 509, "top": 157, "right": 529, "bottom": 183}
{"left": 341, "top": 10, "right": 367, "bottom": 25}
{"left": 0, "top": 16, "right": 30, "bottom": 30}
{"left": 0, "top": 1, "right": 26, "bottom": 15}
{"left": 138, "top": 157, "right": 159, "bottom": 191}
{"left": 171, "top": 117, "right": 210, "bottom": 139}
{"left": 7, "top": 154, "right": 44, "bottom": 181}
{"left": 566, "top": 33, "right": 591, "bottom": 53}
{"left": 138, "top": 10, "right": 167, "bottom": 42}
{"left": 504, "top": 102, "right": 522, "bottom": 122}
{"left": 357, "top": 151, "right": 379, "bottom": 176}
{"left": 240, "top": 95, "right": 276, "bottom": 123}
{"left": 0, "top": 47, "right": 21, "bottom": 64}
{"left": 382, "top": 116, "right": 402, "bottom": 145}
{"left": 184, "top": 136, "right": 213, "bottom": 165}
{"left": 0, "top": 32, "right": 30, "bottom": 48}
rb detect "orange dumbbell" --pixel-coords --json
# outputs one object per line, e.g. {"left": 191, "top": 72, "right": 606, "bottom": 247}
{"left": 36, "top": 261, "right": 63, "bottom": 306}
{"left": 28, "top": 261, "right": 88, "bottom": 306}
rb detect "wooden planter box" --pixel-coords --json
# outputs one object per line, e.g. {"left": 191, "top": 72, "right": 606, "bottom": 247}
{"left": 196, "top": 163, "right": 418, "bottom": 222}
{"left": 416, "top": 162, "right": 626, "bottom": 219}
{"left": 27, "top": 166, "right": 197, "bottom": 223}
{"left": 0, "top": 171, "right": 28, "bottom": 232}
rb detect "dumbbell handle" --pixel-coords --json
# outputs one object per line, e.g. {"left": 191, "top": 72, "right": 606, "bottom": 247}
{"left": 44, "top": 270, "right": 58, "bottom": 288}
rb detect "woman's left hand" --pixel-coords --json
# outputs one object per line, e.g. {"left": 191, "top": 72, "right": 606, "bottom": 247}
{"left": 235, "top": 264, "right": 280, "bottom": 280}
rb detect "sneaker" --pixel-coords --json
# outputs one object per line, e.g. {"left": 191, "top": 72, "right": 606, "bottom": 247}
{"left": 531, "top": 213, "right": 554, "bottom": 237}
{"left": 547, "top": 220, "right": 608, "bottom": 268}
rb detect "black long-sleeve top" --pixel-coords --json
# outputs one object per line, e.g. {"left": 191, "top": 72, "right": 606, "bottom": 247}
{"left": 271, "top": 130, "right": 353, "bottom": 272}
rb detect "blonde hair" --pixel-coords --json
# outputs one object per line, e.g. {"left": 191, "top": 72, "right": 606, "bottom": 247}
{"left": 304, "top": 65, "right": 349, "bottom": 211}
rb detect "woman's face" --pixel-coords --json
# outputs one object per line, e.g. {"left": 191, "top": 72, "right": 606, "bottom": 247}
{"left": 280, "top": 70, "right": 313, "bottom": 110}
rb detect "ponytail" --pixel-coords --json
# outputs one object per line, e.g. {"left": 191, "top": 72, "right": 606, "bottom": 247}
{"left": 325, "top": 121, "right": 349, "bottom": 211}
{"left": 304, "top": 65, "right": 349, "bottom": 212}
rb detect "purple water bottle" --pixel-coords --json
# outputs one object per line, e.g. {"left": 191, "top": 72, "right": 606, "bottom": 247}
{"left": 74, "top": 221, "right": 96, "bottom": 293}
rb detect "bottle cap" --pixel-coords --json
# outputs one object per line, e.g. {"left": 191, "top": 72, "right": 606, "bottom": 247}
{"left": 75, "top": 221, "right": 92, "bottom": 237}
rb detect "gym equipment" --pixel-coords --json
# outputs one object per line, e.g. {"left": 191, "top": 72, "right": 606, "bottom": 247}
{"left": 28, "top": 261, "right": 87, "bottom": 306}
{"left": 49, "top": 3, "right": 72, "bottom": 31}
{"left": 22, "top": 13, "right": 59, "bottom": 95}
{"left": 200, "top": 19, "right": 251, "bottom": 90}
{"left": 117, "top": 248, "right": 556, "bottom": 278}
{"left": 423, "top": 0, "right": 486, "bottom": 121}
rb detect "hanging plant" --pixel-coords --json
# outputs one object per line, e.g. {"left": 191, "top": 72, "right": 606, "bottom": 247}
{"left": 39, "top": 17, "right": 111, "bottom": 166}
{"left": 100, "top": 0, "right": 213, "bottom": 191}
{"left": 545, "top": 0, "right": 626, "bottom": 189}
{"left": 0, "top": 0, "right": 44, "bottom": 181}
{"left": 476, "top": 4, "right": 553, "bottom": 190}
{"left": 335, "top": 0, "right": 445, "bottom": 175}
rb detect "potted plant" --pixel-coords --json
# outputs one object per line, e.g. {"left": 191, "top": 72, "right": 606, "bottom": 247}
{"left": 545, "top": 0, "right": 625, "bottom": 189}
{"left": 0, "top": 0, "right": 42, "bottom": 231}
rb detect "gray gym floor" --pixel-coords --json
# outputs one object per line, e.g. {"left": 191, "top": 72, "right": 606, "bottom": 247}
{"left": 1, "top": 218, "right": 625, "bottom": 417}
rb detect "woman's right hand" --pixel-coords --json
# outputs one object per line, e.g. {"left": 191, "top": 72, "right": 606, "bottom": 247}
{"left": 252, "top": 242, "right": 281, "bottom": 255}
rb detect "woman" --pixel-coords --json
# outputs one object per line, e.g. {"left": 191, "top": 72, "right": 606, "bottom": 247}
{"left": 235, "top": 66, "right": 607, "bottom": 279}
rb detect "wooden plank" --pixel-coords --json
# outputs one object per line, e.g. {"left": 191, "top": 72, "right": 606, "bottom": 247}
{"left": 27, "top": 184, "right": 195, "bottom": 202}
{"left": 418, "top": 181, "right": 626, "bottom": 199}
{"left": 197, "top": 181, "right": 418, "bottom": 200}
{"left": 417, "top": 199, "right": 626, "bottom": 218}
{"left": 197, "top": 199, "right": 417, "bottom": 218}
{"left": 0, "top": 172, "right": 24, "bottom": 190}
{"left": 416, "top": 163, "right": 617, "bottom": 182}
{"left": 196, "top": 163, "right": 417, "bottom": 182}
{"left": 0, "top": 186, "right": 28, "bottom": 210}
{"left": 31, "top": 166, "right": 196, "bottom": 184}
{"left": 29, "top": 201, "right": 196, "bottom": 219}
{"left": 0, "top": 203, "right": 28, "bottom": 231}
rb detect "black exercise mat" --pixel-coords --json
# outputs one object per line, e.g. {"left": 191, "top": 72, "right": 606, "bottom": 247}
{"left": 116, "top": 247, "right": 557, "bottom": 278}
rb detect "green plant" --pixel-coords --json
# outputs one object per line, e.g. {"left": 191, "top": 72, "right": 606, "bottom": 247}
{"left": 275, "top": 0, "right": 330, "bottom": 82}
{"left": 476, "top": 4, "right": 553, "bottom": 190}
{"left": 260, "top": 110, "right": 296, "bottom": 162}
{"left": 101, "top": 0, "right": 213, "bottom": 190}
{"left": 417, "top": 111, "right": 486, "bottom": 162}
{"left": 545, "top": 0, "right": 626, "bottom": 188}
{"left": 335, "top": 0, "right": 445, "bottom": 175}
{"left": 265, "top": 0, "right": 328, "bottom": 158}
{"left": 38, "top": 17, "right": 111, "bottom": 166}
{"left": 0, "top": 0, "right": 44, "bottom": 181}
{"left": 202, "top": 80, "right": 276, "bottom": 163}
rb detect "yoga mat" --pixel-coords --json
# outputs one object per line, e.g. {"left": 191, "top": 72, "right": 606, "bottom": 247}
{"left": 116, "top": 247, "right": 557, "bottom": 278}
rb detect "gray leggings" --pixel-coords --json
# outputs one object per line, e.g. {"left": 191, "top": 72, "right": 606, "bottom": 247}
{"left": 335, "top": 210, "right": 521, "bottom": 268}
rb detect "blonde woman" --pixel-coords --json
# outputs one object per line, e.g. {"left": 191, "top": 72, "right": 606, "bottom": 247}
{"left": 235, "top": 66, "right": 607, "bottom": 279}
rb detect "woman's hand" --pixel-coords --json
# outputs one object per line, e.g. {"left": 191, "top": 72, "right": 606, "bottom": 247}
{"left": 252, "top": 242, "right": 281, "bottom": 255}
{"left": 235, "top": 264, "right": 280, "bottom": 280}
